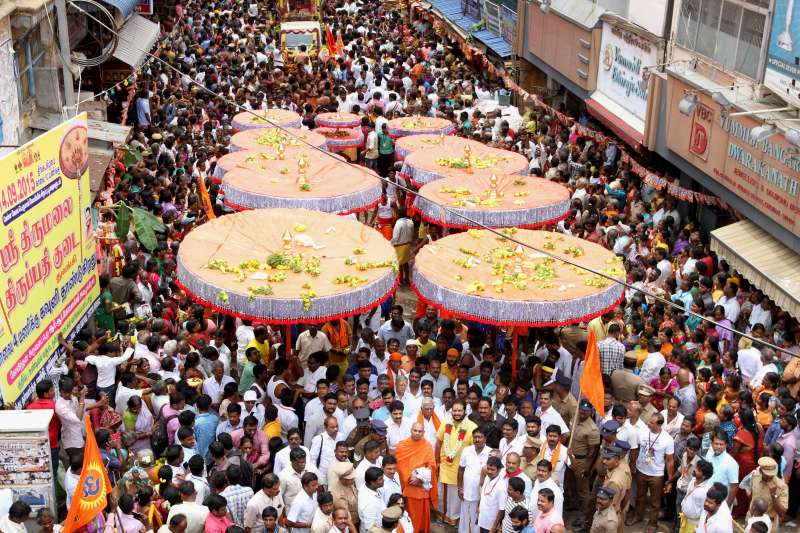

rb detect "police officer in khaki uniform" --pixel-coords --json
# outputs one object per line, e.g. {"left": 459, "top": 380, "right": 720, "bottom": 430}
{"left": 610, "top": 352, "right": 642, "bottom": 404}
{"left": 569, "top": 399, "right": 600, "bottom": 528}
{"left": 369, "top": 506, "right": 402, "bottom": 533}
{"left": 549, "top": 374, "right": 577, "bottom": 424}
{"left": 353, "top": 419, "right": 388, "bottom": 461}
{"left": 589, "top": 486, "right": 619, "bottom": 533}
{"left": 521, "top": 436, "right": 543, "bottom": 480}
{"left": 602, "top": 443, "right": 632, "bottom": 533}
{"left": 637, "top": 384, "right": 657, "bottom": 422}
{"left": 585, "top": 420, "right": 620, "bottom": 524}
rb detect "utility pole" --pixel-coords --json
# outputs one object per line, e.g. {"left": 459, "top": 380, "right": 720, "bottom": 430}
{"left": 54, "top": 0, "right": 75, "bottom": 110}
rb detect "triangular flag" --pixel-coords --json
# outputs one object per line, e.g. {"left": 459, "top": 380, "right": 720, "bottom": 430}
{"left": 62, "top": 418, "right": 113, "bottom": 533}
{"left": 580, "top": 330, "right": 605, "bottom": 415}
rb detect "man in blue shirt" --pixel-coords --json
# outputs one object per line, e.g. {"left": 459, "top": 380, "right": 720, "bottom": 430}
{"left": 704, "top": 429, "right": 739, "bottom": 507}
{"left": 194, "top": 394, "right": 219, "bottom": 459}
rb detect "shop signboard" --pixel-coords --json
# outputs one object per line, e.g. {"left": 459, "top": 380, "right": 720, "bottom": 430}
{"left": 596, "top": 23, "right": 658, "bottom": 122}
{"left": 764, "top": 0, "right": 800, "bottom": 107}
{"left": 667, "top": 76, "right": 800, "bottom": 237}
{"left": 0, "top": 114, "right": 100, "bottom": 407}
{"left": 500, "top": 5, "right": 516, "bottom": 45}
{"left": 136, "top": 0, "right": 154, "bottom": 15}
{"left": 483, "top": 0, "right": 500, "bottom": 35}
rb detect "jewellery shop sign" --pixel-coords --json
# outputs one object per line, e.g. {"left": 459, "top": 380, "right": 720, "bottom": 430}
{"left": 597, "top": 22, "right": 658, "bottom": 122}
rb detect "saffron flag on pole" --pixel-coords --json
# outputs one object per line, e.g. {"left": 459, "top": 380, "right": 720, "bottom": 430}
{"left": 325, "top": 26, "right": 337, "bottom": 56}
{"left": 62, "top": 417, "right": 112, "bottom": 533}
{"left": 580, "top": 330, "right": 605, "bottom": 414}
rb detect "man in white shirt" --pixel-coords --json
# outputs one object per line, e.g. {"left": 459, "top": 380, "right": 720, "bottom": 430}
{"left": 378, "top": 456, "right": 403, "bottom": 505}
{"left": 716, "top": 282, "right": 741, "bottom": 324}
{"left": 458, "top": 428, "right": 491, "bottom": 533}
{"left": 535, "top": 390, "right": 569, "bottom": 442}
{"left": 309, "top": 416, "right": 342, "bottom": 486}
{"left": 85, "top": 344, "right": 132, "bottom": 399}
{"left": 477, "top": 456, "right": 506, "bottom": 532}
{"left": 697, "top": 483, "right": 733, "bottom": 533}
{"left": 55, "top": 377, "right": 87, "bottom": 451}
{"left": 202, "top": 361, "right": 235, "bottom": 404}
{"left": 354, "top": 440, "right": 384, "bottom": 489}
{"left": 749, "top": 349, "right": 779, "bottom": 390}
{"left": 418, "top": 397, "right": 441, "bottom": 448}
{"left": 385, "top": 400, "right": 412, "bottom": 454}
{"left": 278, "top": 448, "right": 321, "bottom": 515}
{"left": 286, "top": 472, "right": 319, "bottom": 533}
{"left": 167, "top": 481, "right": 210, "bottom": 533}
{"left": 529, "top": 459, "right": 564, "bottom": 522}
{"left": 358, "top": 466, "right": 386, "bottom": 533}
{"left": 628, "top": 413, "right": 675, "bottom": 529}
{"left": 209, "top": 330, "right": 232, "bottom": 375}
{"left": 305, "top": 392, "right": 340, "bottom": 448}
{"left": 274, "top": 429, "right": 309, "bottom": 477}
{"left": 737, "top": 343, "right": 764, "bottom": 386}
{"left": 680, "top": 459, "right": 714, "bottom": 528}
{"left": 639, "top": 338, "right": 666, "bottom": 383}
{"left": 498, "top": 419, "right": 526, "bottom": 463}
{"left": 235, "top": 321, "right": 255, "bottom": 373}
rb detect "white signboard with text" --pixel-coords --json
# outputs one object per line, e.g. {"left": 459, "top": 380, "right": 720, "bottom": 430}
{"left": 596, "top": 23, "right": 658, "bottom": 122}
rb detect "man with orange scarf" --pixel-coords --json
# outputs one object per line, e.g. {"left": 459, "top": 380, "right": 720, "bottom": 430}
{"left": 395, "top": 422, "right": 438, "bottom": 533}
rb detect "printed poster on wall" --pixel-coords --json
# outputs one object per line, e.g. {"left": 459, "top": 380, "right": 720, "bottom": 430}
{"left": 0, "top": 113, "right": 99, "bottom": 407}
{"left": 597, "top": 23, "right": 658, "bottom": 122}
{"left": 764, "top": 0, "right": 800, "bottom": 107}
{"left": 136, "top": 0, "right": 154, "bottom": 15}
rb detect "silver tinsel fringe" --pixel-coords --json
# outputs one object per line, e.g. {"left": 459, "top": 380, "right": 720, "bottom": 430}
{"left": 232, "top": 118, "right": 303, "bottom": 131}
{"left": 413, "top": 195, "right": 571, "bottom": 228}
{"left": 220, "top": 181, "right": 383, "bottom": 213}
{"left": 411, "top": 268, "right": 624, "bottom": 325}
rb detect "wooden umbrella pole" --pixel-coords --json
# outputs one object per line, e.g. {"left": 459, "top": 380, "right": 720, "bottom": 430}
{"left": 511, "top": 329, "right": 518, "bottom": 386}
{"left": 285, "top": 325, "right": 292, "bottom": 356}
{"left": 567, "top": 380, "right": 583, "bottom": 449}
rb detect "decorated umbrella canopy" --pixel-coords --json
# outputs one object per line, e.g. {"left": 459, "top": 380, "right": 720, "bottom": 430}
{"left": 229, "top": 128, "right": 327, "bottom": 153}
{"left": 214, "top": 140, "right": 328, "bottom": 184}
{"left": 386, "top": 116, "right": 455, "bottom": 138}
{"left": 394, "top": 134, "right": 483, "bottom": 161}
{"left": 231, "top": 108, "right": 302, "bottom": 131}
{"left": 412, "top": 229, "right": 625, "bottom": 378}
{"left": 315, "top": 127, "right": 365, "bottom": 151}
{"left": 220, "top": 147, "right": 382, "bottom": 214}
{"left": 177, "top": 208, "right": 398, "bottom": 323}
{"left": 315, "top": 112, "right": 361, "bottom": 129}
{"left": 399, "top": 139, "right": 529, "bottom": 187}
{"left": 414, "top": 173, "right": 571, "bottom": 229}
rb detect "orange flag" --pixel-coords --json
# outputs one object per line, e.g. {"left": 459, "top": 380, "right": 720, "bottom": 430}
{"left": 580, "top": 330, "right": 605, "bottom": 414}
{"left": 62, "top": 418, "right": 112, "bottom": 533}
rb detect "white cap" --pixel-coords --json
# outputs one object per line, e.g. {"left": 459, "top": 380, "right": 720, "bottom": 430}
{"left": 405, "top": 339, "right": 418, "bottom": 347}
{"left": 243, "top": 390, "right": 258, "bottom": 402}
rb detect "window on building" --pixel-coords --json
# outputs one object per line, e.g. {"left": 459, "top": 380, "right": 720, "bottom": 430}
{"left": 14, "top": 24, "right": 45, "bottom": 103}
{"left": 675, "top": 0, "right": 768, "bottom": 79}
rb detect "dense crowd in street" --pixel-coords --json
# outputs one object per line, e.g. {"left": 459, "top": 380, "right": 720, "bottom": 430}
{"left": 7, "top": 0, "right": 800, "bottom": 533}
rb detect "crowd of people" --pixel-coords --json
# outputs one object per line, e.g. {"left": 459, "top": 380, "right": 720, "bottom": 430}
{"left": 9, "top": 0, "right": 800, "bottom": 532}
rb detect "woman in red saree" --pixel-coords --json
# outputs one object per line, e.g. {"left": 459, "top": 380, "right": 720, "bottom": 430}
{"left": 731, "top": 408, "right": 762, "bottom": 517}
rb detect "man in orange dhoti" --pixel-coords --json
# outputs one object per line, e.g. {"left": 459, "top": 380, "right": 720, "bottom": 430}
{"left": 395, "top": 422, "right": 438, "bottom": 533}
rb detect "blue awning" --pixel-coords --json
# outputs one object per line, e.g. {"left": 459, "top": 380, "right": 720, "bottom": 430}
{"left": 474, "top": 30, "right": 513, "bottom": 58}
{"left": 429, "top": 0, "right": 514, "bottom": 58}
{"left": 99, "top": 0, "right": 140, "bottom": 20}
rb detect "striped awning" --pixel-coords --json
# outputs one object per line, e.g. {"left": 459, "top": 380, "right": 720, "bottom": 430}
{"left": 112, "top": 14, "right": 160, "bottom": 69}
{"left": 710, "top": 220, "right": 800, "bottom": 319}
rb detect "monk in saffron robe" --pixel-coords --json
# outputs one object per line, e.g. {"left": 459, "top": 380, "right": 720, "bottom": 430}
{"left": 395, "top": 422, "right": 438, "bottom": 533}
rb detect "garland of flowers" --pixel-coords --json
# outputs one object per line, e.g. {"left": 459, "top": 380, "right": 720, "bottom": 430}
{"left": 442, "top": 423, "right": 468, "bottom": 463}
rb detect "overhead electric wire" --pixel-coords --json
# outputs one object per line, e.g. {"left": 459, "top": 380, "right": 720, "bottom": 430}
{"left": 71, "top": 1, "right": 797, "bottom": 359}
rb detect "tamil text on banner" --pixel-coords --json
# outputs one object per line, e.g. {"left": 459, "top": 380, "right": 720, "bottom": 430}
{"left": 0, "top": 113, "right": 100, "bottom": 407}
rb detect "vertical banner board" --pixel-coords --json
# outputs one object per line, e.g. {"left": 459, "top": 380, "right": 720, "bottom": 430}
{"left": 0, "top": 113, "right": 99, "bottom": 407}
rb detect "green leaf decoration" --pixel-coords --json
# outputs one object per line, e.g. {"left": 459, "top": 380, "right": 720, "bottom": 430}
{"left": 115, "top": 203, "right": 130, "bottom": 240}
{"left": 134, "top": 214, "right": 158, "bottom": 251}
{"left": 131, "top": 206, "right": 166, "bottom": 233}
{"left": 121, "top": 145, "right": 143, "bottom": 168}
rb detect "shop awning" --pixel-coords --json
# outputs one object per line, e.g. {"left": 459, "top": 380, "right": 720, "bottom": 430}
{"left": 88, "top": 147, "right": 115, "bottom": 199}
{"left": 113, "top": 14, "right": 160, "bottom": 69}
{"left": 586, "top": 91, "right": 644, "bottom": 148}
{"left": 99, "top": 0, "right": 139, "bottom": 19}
{"left": 710, "top": 220, "right": 800, "bottom": 319}
{"left": 473, "top": 30, "right": 513, "bottom": 58}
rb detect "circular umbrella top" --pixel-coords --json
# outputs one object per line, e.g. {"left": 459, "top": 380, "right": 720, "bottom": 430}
{"left": 386, "top": 116, "right": 454, "bottom": 138}
{"left": 412, "top": 229, "right": 624, "bottom": 326}
{"left": 394, "top": 134, "right": 483, "bottom": 160}
{"left": 414, "top": 173, "right": 571, "bottom": 229}
{"left": 220, "top": 150, "right": 381, "bottom": 213}
{"left": 400, "top": 141, "right": 529, "bottom": 186}
{"left": 232, "top": 109, "right": 302, "bottom": 130}
{"left": 315, "top": 127, "right": 365, "bottom": 150}
{"left": 315, "top": 112, "right": 362, "bottom": 129}
{"left": 177, "top": 208, "right": 398, "bottom": 323}
{"left": 229, "top": 128, "right": 327, "bottom": 153}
